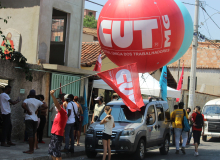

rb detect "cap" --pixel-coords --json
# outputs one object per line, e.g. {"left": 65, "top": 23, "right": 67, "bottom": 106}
{"left": 113, "top": 93, "right": 118, "bottom": 96}
{"left": 29, "top": 89, "right": 36, "bottom": 96}
{"left": 94, "top": 97, "right": 101, "bottom": 101}
{"left": 64, "top": 94, "right": 69, "bottom": 101}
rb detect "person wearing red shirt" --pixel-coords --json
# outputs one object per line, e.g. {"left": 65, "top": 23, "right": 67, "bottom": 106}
{"left": 189, "top": 106, "right": 204, "bottom": 157}
{"left": 48, "top": 90, "right": 68, "bottom": 160}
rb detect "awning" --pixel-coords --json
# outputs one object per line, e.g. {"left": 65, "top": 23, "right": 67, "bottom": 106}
{"left": 0, "top": 83, "right": 8, "bottom": 88}
{"left": 93, "top": 73, "right": 181, "bottom": 98}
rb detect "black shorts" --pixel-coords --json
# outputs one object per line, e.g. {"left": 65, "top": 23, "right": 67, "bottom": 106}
{"left": 74, "top": 122, "right": 80, "bottom": 131}
{"left": 48, "top": 134, "right": 63, "bottom": 158}
{"left": 193, "top": 130, "right": 202, "bottom": 145}
{"left": 102, "top": 133, "right": 111, "bottom": 140}
{"left": 25, "top": 120, "right": 38, "bottom": 138}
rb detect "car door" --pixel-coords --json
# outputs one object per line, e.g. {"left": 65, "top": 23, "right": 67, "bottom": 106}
{"left": 145, "top": 103, "right": 158, "bottom": 147}
{"left": 155, "top": 103, "right": 166, "bottom": 141}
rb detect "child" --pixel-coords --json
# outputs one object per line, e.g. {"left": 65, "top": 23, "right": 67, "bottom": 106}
{"left": 100, "top": 106, "right": 115, "bottom": 160}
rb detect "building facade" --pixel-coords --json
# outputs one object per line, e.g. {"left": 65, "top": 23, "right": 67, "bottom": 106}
{"left": 84, "top": 9, "right": 97, "bottom": 18}
{"left": 0, "top": 0, "right": 97, "bottom": 138}
{"left": 168, "top": 42, "right": 220, "bottom": 96}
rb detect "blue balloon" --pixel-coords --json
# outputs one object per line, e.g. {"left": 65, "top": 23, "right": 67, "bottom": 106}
{"left": 167, "top": 0, "right": 193, "bottom": 65}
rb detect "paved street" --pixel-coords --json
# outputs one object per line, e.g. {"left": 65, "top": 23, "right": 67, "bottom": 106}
{"left": 64, "top": 137, "right": 220, "bottom": 160}
{"left": 0, "top": 136, "right": 85, "bottom": 160}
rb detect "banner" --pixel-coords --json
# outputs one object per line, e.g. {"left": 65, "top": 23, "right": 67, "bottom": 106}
{"left": 159, "top": 66, "right": 167, "bottom": 101}
{"left": 97, "top": 63, "right": 144, "bottom": 112}
{"left": 176, "top": 63, "right": 184, "bottom": 102}
{"left": 82, "top": 85, "right": 89, "bottom": 126}
{"left": 93, "top": 51, "right": 102, "bottom": 72}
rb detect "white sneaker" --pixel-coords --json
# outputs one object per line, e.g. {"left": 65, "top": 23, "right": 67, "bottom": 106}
{"left": 194, "top": 151, "right": 199, "bottom": 156}
{"left": 194, "top": 152, "right": 197, "bottom": 156}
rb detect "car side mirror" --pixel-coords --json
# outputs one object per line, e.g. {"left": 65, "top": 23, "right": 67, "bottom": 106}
{"left": 146, "top": 117, "right": 154, "bottom": 125}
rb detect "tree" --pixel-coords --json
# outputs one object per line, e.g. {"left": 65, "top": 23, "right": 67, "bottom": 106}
{"left": 83, "top": 15, "right": 97, "bottom": 28}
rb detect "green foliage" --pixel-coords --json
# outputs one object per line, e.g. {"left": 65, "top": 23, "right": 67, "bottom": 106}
{"left": 0, "top": 51, "right": 33, "bottom": 81}
{"left": 0, "top": 2, "right": 33, "bottom": 82}
{"left": 83, "top": 15, "right": 97, "bottom": 28}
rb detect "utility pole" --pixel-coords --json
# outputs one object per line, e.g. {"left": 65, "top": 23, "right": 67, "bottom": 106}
{"left": 188, "top": 0, "right": 199, "bottom": 110}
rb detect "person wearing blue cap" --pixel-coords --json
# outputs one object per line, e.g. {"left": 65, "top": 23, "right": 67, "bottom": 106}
{"left": 22, "top": 89, "right": 47, "bottom": 154}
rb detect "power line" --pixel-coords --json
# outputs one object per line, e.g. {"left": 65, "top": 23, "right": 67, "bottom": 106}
{"left": 85, "top": 0, "right": 104, "bottom": 7}
{"left": 199, "top": 32, "right": 220, "bottom": 48}
{"left": 200, "top": 4, "right": 220, "bottom": 30}
{"left": 206, "top": 4, "right": 220, "bottom": 13}
{"left": 201, "top": 8, "right": 212, "bottom": 39}
{"left": 181, "top": 2, "right": 196, "bottom": 6}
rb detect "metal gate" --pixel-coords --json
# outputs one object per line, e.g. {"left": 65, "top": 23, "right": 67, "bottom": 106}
{"left": 48, "top": 73, "right": 81, "bottom": 136}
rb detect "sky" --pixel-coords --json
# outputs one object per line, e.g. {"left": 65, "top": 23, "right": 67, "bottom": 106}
{"left": 85, "top": 0, "right": 220, "bottom": 40}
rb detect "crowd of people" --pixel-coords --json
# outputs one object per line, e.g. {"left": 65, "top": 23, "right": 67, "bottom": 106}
{"left": 48, "top": 91, "right": 115, "bottom": 160}
{"left": 171, "top": 102, "right": 204, "bottom": 157}
{"left": 0, "top": 85, "right": 206, "bottom": 159}
{"left": 0, "top": 86, "right": 89, "bottom": 159}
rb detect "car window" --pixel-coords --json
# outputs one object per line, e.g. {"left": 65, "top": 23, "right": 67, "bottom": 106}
{"left": 146, "top": 105, "right": 156, "bottom": 125}
{"left": 99, "top": 105, "right": 145, "bottom": 123}
{"left": 156, "top": 104, "right": 164, "bottom": 121}
{"left": 203, "top": 105, "right": 220, "bottom": 114}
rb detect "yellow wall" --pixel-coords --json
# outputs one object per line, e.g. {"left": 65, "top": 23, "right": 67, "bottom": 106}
{"left": 81, "top": 57, "right": 118, "bottom": 72}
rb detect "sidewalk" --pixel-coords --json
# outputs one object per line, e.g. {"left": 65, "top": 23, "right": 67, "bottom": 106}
{"left": 0, "top": 135, "right": 85, "bottom": 160}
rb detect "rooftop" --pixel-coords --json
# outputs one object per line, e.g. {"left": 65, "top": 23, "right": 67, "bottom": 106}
{"left": 81, "top": 42, "right": 106, "bottom": 67}
{"left": 168, "top": 42, "right": 220, "bottom": 69}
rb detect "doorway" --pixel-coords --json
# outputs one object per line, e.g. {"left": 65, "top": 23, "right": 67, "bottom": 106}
{"left": 49, "top": 9, "right": 68, "bottom": 65}
{"left": 48, "top": 73, "right": 81, "bottom": 136}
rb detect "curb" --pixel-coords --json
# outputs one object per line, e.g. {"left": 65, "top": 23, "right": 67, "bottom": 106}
{"left": 21, "top": 151, "right": 85, "bottom": 160}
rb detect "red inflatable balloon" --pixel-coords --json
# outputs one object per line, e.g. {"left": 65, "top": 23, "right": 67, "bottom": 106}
{"left": 97, "top": 0, "right": 184, "bottom": 73}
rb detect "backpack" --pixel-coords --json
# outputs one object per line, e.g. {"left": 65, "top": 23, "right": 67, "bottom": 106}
{"left": 195, "top": 113, "right": 204, "bottom": 128}
{"left": 182, "top": 109, "right": 190, "bottom": 132}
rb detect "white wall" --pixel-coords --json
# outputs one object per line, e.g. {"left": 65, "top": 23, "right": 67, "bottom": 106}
{"left": 0, "top": 0, "right": 41, "bottom": 64}
{"left": 169, "top": 68, "right": 220, "bottom": 96}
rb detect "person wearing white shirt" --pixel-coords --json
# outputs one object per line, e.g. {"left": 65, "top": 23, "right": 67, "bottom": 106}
{"left": 111, "top": 93, "right": 119, "bottom": 101}
{"left": 100, "top": 106, "right": 115, "bottom": 160}
{"left": 91, "top": 96, "right": 105, "bottom": 124}
{"left": 0, "top": 85, "right": 19, "bottom": 147}
{"left": 61, "top": 94, "right": 78, "bottom": 153}
{"left": 22, "top": 90, "right": 47, "bottom": 154}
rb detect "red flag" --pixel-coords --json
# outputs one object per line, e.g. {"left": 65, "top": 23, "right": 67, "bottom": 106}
{"left": 93, "top": 51, "right": 102, "bottom": 72}
{"left": 60, "top": 83, "right": 62, "bottom": 94}
{"left": 97, "top": 63, "right": 144, "bottom": 112}
{"left": 176, "top": 63, "right": 184, "bottom": 102}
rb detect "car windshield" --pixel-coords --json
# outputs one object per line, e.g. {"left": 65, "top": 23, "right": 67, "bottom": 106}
{"left": 203, "top": 105, "right": 220, "bottom": 114}
{"left": 99, "top": 105, "right": 146, "bottom": 123}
